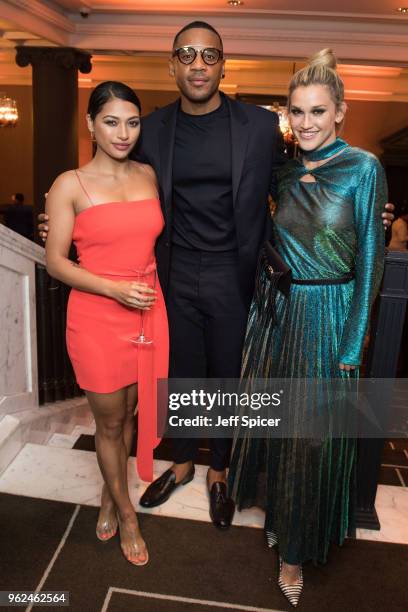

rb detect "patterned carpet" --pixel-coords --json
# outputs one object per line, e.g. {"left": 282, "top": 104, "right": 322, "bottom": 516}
{"left": 1, "top": 493, "right": 407, "bottom": 612}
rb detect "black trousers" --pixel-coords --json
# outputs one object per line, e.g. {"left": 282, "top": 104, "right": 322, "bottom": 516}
{"left": 166, "top": 245, "right": 249, "bottom": 471}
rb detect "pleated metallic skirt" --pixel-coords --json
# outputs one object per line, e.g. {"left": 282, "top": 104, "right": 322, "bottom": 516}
{"left": 228, "top": 272, "right": 357, "bottom": 565}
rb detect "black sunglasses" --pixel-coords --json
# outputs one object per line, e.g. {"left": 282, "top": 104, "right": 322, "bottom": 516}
{"left": 172, "top": 46, "right": 223, "bottom": 66}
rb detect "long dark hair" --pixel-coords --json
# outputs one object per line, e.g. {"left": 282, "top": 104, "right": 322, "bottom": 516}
{"left": 87, "top": 81, "right": 141, "bottom": 120}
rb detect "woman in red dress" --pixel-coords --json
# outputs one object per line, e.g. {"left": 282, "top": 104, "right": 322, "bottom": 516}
{"left": 45, "top": 81, "right": 168, "bottom": 566}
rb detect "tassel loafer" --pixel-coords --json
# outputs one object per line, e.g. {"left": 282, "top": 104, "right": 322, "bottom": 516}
{"left": 208, "top": 481, "right": 235, "bottom": 530}
{"left": 139, "top": 465, "right": 195, "bottom": 508}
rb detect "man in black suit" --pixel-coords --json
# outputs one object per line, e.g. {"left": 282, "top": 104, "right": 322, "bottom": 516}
{"left": 135, "top": 21, "right": 286, "bottom": 529}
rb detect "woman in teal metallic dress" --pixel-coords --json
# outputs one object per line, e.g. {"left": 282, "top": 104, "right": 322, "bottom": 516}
{"left": 228, "top": 49, "right": 386, "bottom": 607}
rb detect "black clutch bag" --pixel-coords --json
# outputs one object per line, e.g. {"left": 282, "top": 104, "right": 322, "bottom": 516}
{"left": 255, "top": 241, "right": 292, "bottom": 325}
{"left": 257, "top": 241, "right": 292, "bottom": 295}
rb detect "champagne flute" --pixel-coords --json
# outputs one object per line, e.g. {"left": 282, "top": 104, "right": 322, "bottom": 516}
{"left": 130, "top": 268, "right": 156, "bottom": 345}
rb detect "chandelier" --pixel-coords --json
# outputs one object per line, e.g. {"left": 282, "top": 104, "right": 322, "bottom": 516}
{"left": 0, "top": 94, "right": 19, "bottom": 127}
{"left": 271, "top": 102, "right": 293, "bottom": 143}
{"left": 260, "top": 102, "right": 292, "bottom": 141}
{"left": 260, "top": 102, "right": 297, "bottom": 157}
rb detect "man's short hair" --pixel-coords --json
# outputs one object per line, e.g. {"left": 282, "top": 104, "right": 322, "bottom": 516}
{"left": 173, "top": 21, "right": 223, "bottom": 50}
{"left": 14, "top": 193, "right": 24, "bottom": 203}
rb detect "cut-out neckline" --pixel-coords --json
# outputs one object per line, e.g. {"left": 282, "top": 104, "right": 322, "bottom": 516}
{"left": 75, "top": 198, "right": 159, "bottom": 218}
{"left": 299, "top": 174, "right": 317, "bottom": 184}
{"left": 297, "top": 147, "right": 350, "bottom": 185}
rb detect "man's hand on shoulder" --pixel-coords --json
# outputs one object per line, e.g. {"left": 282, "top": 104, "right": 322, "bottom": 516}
{"left": 38, "top": 212, "right": 49, "bottom": 242}
{"left": 382, "top": 203, "right": 395, "bottom": 228}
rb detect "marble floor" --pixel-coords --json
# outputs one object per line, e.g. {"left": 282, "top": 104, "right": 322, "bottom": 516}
{"left": 0, "top": 407, "right": 407, "bottom": 544}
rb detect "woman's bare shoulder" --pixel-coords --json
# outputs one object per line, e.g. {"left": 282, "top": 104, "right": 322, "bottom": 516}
{"left": 130, "top": 160, "right": 156, "bottom": 178}
{"left": 130, "top": 161, "right": 158, "bottom": 192}
{"left": 49, "top": 169, "right": 78, "bottom": 192}
{"left": 46, "top": 171, "right": 79, "bottom": 212}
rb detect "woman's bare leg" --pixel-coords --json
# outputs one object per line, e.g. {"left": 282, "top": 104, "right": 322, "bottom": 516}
{"left": 96, "top": 384, "right": 137, "bottom": 540}
{"left": 87, "top": 387, "right": 147, "bottom": 564}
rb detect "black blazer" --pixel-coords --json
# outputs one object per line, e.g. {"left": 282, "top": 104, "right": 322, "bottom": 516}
{"left": 133, "top": 92, "right": 287, "bottom": 306}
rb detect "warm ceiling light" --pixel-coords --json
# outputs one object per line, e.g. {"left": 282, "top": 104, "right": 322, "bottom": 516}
{"left": 396, "top": 7, "right": 408, "bottom": 12}
{"left": 228, "top": 0, "right": 244, "bottom": 6}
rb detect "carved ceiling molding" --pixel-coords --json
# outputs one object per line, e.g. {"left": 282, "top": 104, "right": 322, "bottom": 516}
{"left": 71, "top": 18, "right": 408, "bottom": 64}
{"left": 0, "top": 0, "right": 71, "bottom": 46}
{"left": 5, "top": 0, "right": 73, "bottom": 32}
{"left": 66, "top": 7, "right": 408, "bottom": 26}
{"left": 1, "top": 2, "right": 407, "bottom": 64}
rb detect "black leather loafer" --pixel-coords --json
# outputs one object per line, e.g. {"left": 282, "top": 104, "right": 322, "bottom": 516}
{"left": 139, "top": 465, "right": 195, "bottom": 508}
{"left": 208, "top": 482, "right": 235, "bottom": 530}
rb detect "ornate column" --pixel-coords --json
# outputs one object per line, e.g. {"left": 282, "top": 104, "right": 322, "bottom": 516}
{"left": 15, "top": 47, "right": 92, "bottom": 236}
{"left": 15, "top": 47, "right": 90, "bottom": 403}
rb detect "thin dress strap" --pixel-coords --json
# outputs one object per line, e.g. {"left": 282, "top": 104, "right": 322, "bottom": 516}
{"left": 74, "top": 169, "right": 94, "bottom": 207}
{"left": 138, "top": 164, "right": 160, "bottom": 199}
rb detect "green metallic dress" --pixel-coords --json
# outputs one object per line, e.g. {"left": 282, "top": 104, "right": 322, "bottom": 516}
{"left": 228, "top": 139, "right": 386, "bottom": 565}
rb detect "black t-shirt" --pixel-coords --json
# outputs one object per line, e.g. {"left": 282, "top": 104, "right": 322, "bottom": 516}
{"left": 172, "top": 97, "right": 236, "bottom": 251}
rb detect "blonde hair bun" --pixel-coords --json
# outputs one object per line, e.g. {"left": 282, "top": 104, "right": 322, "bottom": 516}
{"left": 288, "top": 47, "right": 345, "bottom": 110}
{"left": 308, "top": 48, "right": 337, "bottom": 71}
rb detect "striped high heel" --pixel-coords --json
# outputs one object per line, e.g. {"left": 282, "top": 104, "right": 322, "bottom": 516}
{"left": 278, "top": 557, "right": 303, "bottom": 608}
{"left": 265, "top": 529, "right": 278, "bottom": 548}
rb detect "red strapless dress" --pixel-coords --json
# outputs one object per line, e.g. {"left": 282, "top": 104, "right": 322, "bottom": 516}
{"left": 66, "top": 199, "right": 168, "bottom": 481}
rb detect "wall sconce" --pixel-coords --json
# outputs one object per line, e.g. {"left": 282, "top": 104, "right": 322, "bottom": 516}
{"left": 0, "top": 94, "right": 19, "bottom": 127}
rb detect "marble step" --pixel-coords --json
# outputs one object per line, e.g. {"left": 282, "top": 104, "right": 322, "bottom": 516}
{"left": 0, "top": 443, "right": 265, "bottom": 529}
{"left": 0, "top": 398, "right": 91, "bottom": 476}
{"left": 47, "top": 424, "right": 96, "bottom": 449}
{"left": 1, "top": 442, "right": 407, "bottom": 545}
